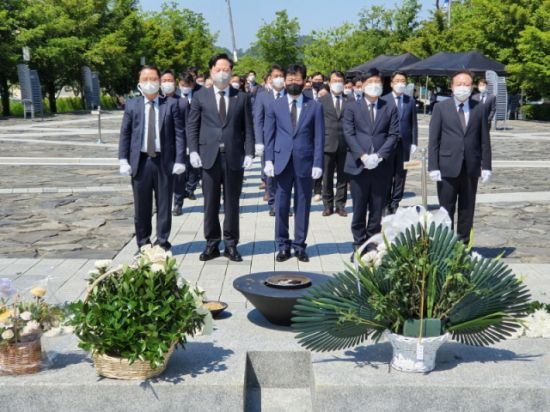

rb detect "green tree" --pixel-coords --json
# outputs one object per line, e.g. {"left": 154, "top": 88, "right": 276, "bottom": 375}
{"left": 0, "top": 0, "right": 24, "bottom": 116}
{"left": 233, "top": 55, "right": 270, "bottom": 77}
{"left": 253, "top": 10, "right": 301, "bottom": 67}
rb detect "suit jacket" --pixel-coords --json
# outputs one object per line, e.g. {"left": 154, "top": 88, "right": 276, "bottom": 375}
{"left": 472, "top": 92, "right": 496, "bottom": 123}
{"left": 118, "top": 96, "right": 185, "bottom": 178}
{"left": 264, "top": 94, "right": 325, "bottom": 178}
{"left": 186, "top": 86, "right": 255, "bottom": 171}
{"left": 253, "top": 89, "right": 284, "bottom": 146}
{"left": 381, "top": 92, "right": 418, "bottom": 162}
{"left": 318, "top": 93, "right": 347, "bottom": 153}
{"left": 428, "top": 98, "right": 492, "bottom": 178}
{"left": 343, "top": 98, "right": 400, "bottom": 176}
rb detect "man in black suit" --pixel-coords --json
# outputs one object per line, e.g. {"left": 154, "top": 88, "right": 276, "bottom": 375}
{"left": 319, "top": 70, "right": 348, "bottom": 217}
{"left": 187, "top": 53, "right": 255, "bottom": 262}
{"left": 472, "top": 78, "right": 496, "bottom": 128}
{"left": 343, "top": 68, "right": 399, "bottom": 254}
{"left": 118, "top": 65, "right": 186, "bottom": 251}
{"left": 382, "top": 71, "right": 418, "bottom": 214}
{"left": 429, "top": 69, "right": 492, "bottom": 243}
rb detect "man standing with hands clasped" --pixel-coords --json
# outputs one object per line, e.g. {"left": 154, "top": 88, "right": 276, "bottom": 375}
{"left": 428, "top": 69, "right": 492, "bottom": 243}
{"left": 264, "top": 63, "right": 325, "bottom": 263}
{"left": 186, "top": 53, "right": 255, "bottom": 262}
{"left": 119, "top": 65, "right": 186, "bottom": 252}
{"left": 343, "top": 68, "right": 399, "bottom": 258}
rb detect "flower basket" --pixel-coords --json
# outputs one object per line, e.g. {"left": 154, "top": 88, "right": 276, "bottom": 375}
{"left": 385, "top": 330, "right": 449, "bottom": 373}
{"left": 0, "top": 333, "right": 42, "bottom": 375}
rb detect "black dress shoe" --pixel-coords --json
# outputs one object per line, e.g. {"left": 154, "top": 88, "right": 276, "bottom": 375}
{"left": 294, "top": 250, "right": 309, "bottom": 262}
{"left": 224, "top": 246, "right": 243, "bottom": 262}
{"left": 172, "top": 205, "right": 183, "bottom": 216}
{"left": 276, "top": 250, "right": 291, "bottom": 262}
{"left": 154, "top": 241, "right": 172, "bottom": 251}
{"left": 269, "top": 207, "right": 275, "bottom": 217}
{"left": 387, "top": 206, "right": 397, "bottom": 215}
{"left": 188, "top": 192, "right": 197, "bottom": 201}
{"left": 322, "top": 208, "right": 333, "bottom": 217}
{"left": 335, "top": 208, "right": 348, "bottom": 217}
{"left": 199, "top": 246, "right": 220, "bottom": 261}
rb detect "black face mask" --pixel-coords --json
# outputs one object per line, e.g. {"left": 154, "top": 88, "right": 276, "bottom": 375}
{"left": 312, "top": 81, "right": 324, "bottom": 91}
{"left": 286, "top": 83, "right": 304, "bottom": 96}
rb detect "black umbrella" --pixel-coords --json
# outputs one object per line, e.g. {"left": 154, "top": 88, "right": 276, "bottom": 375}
{"left": 400, "top": 51, "right": 506, "bottom": 76}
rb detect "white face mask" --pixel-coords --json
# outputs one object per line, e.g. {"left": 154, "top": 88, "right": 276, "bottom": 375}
{"left": 392, "top": 83, "right": 406, "bottom": 94}
{"left": 478, "top": 86, "right": 487, "bottom": 93}
{"left": 453, "top": 86, "right": 472, "bottom": 102}
{"left": 247, "top": 75, "right": 256, "bottom": 83}
{"left": 354, "top": 88, "right": 363, "bottom": 96}
{"left": 231, "top": 82, "right": 240, "bottom": 90}
{"left": 272, "top": 76, "right": 285, "bottom": 90}
{"left": 139, "top": 81, "right": 160, "bottom": 95}
{"left": 180, "top": 86, "right": 192, "bottom": 95}
{"left": 343, "top": 89, "right": 352, "bottom": 96}
{"left": 160, "top": 82, "right": 175, "bottom": 95}
{"left": 364, "top": 83, "right": 383, "bottom": 98}
{"left": 212, "top": 71, "right": 231, "bottom": 88}
{"left": 330, "top": 82, "right": 344, "bottom": 95}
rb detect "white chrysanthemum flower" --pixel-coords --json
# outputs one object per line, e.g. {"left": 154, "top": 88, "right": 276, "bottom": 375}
{"left": 94, "top": 260, "right": 112, "bottom": 270}
{"left": 22, "top": 320, "right": 40, "bottom": 336}
{"left": 20, "top": 311, "right": 32, "bottom": 321}
{"left": 1, "top": 329, "right": 14, "bottom": 340}
{"left": 150, "top": 263, "right": 165, "bottom": 273}
{"left": 532, "top": 309, "right": 550, "bottom": 324}
{"left": 470, "top": 251, "right": 483, "bottom": 260}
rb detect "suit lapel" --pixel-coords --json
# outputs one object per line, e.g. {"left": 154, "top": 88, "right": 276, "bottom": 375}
{"left": 158, "top": 97, "right": 168, "bottom": 134}
{"left": 372, "top": 99, "right": 384, "bottom": 133}
{"left": 223, "top": 87, "right": 239, "bottom": 127}
{"left": 464, "top": 98, "right": 477, "bottom": 135}
{"left": 208, "top": 87, "right": 223, "bottom": 127}
{"left": 358, "top": 98, "right": 373, "bottom": 133}
{"left": 293, "top": 95, "right": 312, "bottom": 136}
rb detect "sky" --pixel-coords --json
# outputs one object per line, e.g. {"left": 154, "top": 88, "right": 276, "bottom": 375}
{"left": 139, "top": 0, "right": 437, "bottom": 51}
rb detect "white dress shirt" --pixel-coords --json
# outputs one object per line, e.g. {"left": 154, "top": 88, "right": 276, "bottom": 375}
{"left": 213, "top": 84, "right": 229, "bottom": 116}
{"left": 273, "top": 88, "right": 285, "bottom": 99}
{"left": 141, "top": 96, "right": 160, "bottom": 153}
{"left": 453, "top": 97, "right": 470, "bottom": 125}
{"left": 287, "top": 93, "right": 304, "bottom": 124}
{"left": 364, "top": 97, "right": 378, "bottom": 121}
{"left": 331, "top": 93, "right": 343, "bottom": 111}
{"left": 182, "top": 89, "right": 193, "bottom": 103}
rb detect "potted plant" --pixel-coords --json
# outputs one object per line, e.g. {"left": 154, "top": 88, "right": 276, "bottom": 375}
{"left": 67, "top": 246, "right": 211, "bottom": 380}
{"left": 0, "top": 279, "right": 64, "bottom": 375}
{"left": 292, "top": 206, "right": 531, "bottom": 372}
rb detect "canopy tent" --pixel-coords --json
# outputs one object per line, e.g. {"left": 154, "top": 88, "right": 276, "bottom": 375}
{"left": 346, "top": 53, "right": 420, "bottom": 78}
{"left": 400, "top": 51, "right": 506, "bottom": 76}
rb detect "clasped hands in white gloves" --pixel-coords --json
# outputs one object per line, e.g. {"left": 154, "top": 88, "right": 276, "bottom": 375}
{"left": 255, "top": 144, "right": 264, "bottom": 157}
{"left": 242, "top": 155, "right": 254, "bottom": 169}
{"left": 481, "top": 169, "right": 492, "bottom": 183}
{"left": 264, "top": 160, "right": 275, "bottom": 177}
{"left": 429, "top": 170, "right": 442, "bottom": 182}
{"left": 360, "top": 154, "right": 382, "bottom": 170}
{"left": 172, "top": 163, "right": 186, "bottom": 175}
{"left": 119, "top": 159, "right": 132, "bottom": 176}
{"left": 429, "top": 170, "right": 492, "bottom": 183}
{"left": 189, "top": 152, "right": 202, "bottom": 168}
{"left": 311, "top": 167, "right": 323, "bottom": 180}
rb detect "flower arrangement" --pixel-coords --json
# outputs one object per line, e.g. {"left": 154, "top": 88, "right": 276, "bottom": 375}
{"left": 67, "top": 245, "right": 211, "bottom": 379}
{"left": 509, "top": 301, "right": 550, "bottom": 339}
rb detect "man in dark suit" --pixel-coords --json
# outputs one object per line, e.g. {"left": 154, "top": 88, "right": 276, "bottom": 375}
{"left": 472, "top": 78, "right": 496, "bottom": 128}
{"left": 245, "top": 70, "right": 264, "bottom": 106}
{"left": 429, "top": 69, "right": 492, "bottom": 243}
{"left": 319, "top": 70, "right": 348, "bottom": 217}
{"left": 187, "top": 53, "right": 255, "bottom": 262}
{"left": 382, "top": 71, "right": 418, "bottom": 214}
{"left": 343, "top": 68, "right": 399, "bottom": 254}
{"left": 264, "top": 63, "right": 325, "bottom": 262}
{"left": 119, "top": 65, "right": 186, "bottom": 251}
{"left": 253, "top": 64, "right": 287, "bottom": 216}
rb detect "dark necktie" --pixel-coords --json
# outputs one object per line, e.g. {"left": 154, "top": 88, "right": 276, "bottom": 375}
{"left": 218, "top": 90, "right": 226, "bottom": 124}
{"left": 458, "top": 103, "right": 466, "bottom": 131}
{"left": 146, "top": 100, "right": 156, "bottom": 157}
{"left": 291, "top": 99, "right": 297, "bottom": 128}
{"left": 276, "top": 92, "right": 281, "bottom": 99}
{"left": 335, "top": 96, "right": 341, "bottom": 117}
{"left": 369, "top": 102, "right": 375, "bottom": 124}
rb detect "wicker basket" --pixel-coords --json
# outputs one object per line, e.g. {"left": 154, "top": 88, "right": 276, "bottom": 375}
{"left": 0, "top": 333, "right": 42, "bottom": 375}
{"left": 84, "top": 268, "right": 177, "bottom": 380}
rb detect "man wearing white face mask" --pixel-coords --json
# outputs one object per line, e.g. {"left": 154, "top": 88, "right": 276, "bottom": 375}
{"left": 343, "top": 68, "right": 399, "bottom": 257}
{"left": 472, "top": 79, "right": 496, "bottom": 128}
{"left": 118, "top": 65, "right": 186, "bottom": 252}
{"left": 428, "top": 69, "right": 492, "bottom": 243}
{"left": 382, "top": 71, "right": 418, "bottom": 215}
{"left": 187, "top": 53, "right": 255, "bottom": 262}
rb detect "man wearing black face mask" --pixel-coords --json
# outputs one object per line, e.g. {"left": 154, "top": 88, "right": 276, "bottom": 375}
{"left": 264, "top": 64, "right": 325, "bottom": 263}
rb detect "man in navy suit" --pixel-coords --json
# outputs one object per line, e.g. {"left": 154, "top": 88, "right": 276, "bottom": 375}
{"left": 382, "top": 71, "right": 418, "bottom": 214}
{"left": 118, "top": 65, "right": 186, "bottom": 251}
{"left": 343, "top": 68, "right": 399, "bottom": 255}
{"left": 253, "top": 64, "right": 287, "bottom": 216}
{"left": 264, "top": 63, "right": 325, "bottom": 262}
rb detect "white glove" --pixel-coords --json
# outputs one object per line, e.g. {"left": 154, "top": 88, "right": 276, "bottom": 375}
{"left": 311, "top": 167, "right": 323, "bottom": 180}
{"left": 119, "top": 159, "right": 132, "bottom": 176}
{"left": 172, "top": 162, "right": 186, "bottom": 175}
{"left": 190, "top": 151, "right": 202, "bottom": 168}
{"left": 243, "top": 155, "right": 254, "bottom": 169}
{"left": 255, "top": 144, "right": 264, "bottom": 157}
{"left": 365, "top": 154, "right": 382, "bottom": 170}
{"left": 264, "top": 160, "right": 275, "bottom": 177}
{"left": 410, "top": 144, "right": 417, "bottom": 157}
{"left": 360, "top": 154, "right": 370, "bottom": 168}
{"left": 429, "top": 170, "right": 442, "bottom": 182}
{"left": 481, "top": 169, "right": 492, "bottom": 183}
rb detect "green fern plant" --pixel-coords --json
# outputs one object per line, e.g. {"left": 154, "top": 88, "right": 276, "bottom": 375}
{"left": 292, "top": 222, "right": 531, "bottom": 352}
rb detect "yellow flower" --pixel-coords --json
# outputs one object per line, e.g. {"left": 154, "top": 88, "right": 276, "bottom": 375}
{"left": 31, "top": 287, "right": 46, "bottom": 299}
{"left": 0, "top": 309, "right": 12, "bottom": 324}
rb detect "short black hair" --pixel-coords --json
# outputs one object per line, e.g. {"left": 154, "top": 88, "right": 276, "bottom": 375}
{"left": 329, "top": 70, "right": 345, "bottom": 80}
{"left": 208, "top": 53, "right": 234, "bottom": 69}
{"left": 179, "top": 71, "right": 195, "bottom": 84}
{"left": 361, "top": 68, "right": 381, "bottom": 82}
{"left": 187, "top": 66, "right": 199, "bottom": 76}
{"left": 286, "top": 63, "right": 307, "bottom": 80}
{"left": 353, "top": 76, "right": 362, "bottom": 85}
{"left": 270, "top": 64, "right": 285, "bottom": 75}
{"left": 311, "top": 71, "right": 324, "bottom": 80}
{"left": 451, "top": 69, "right": 474, "bottom": 82}
{"left": 391, "top": 71, "right": 407, "bottom": 81}
{"left": 478, "top": 78, "right": 488, "bottom": 85}
{"left": 248, "top": 70, "right": 256, "bottom": 75}
{"left": 139, "top": 65, "right": 160, "bottom": 78}
{"left": 161, "top": 69, "right": 174, "bottom": 77}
